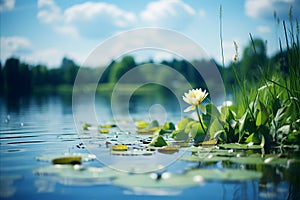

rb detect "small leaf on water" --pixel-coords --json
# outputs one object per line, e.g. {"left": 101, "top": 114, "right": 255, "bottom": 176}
{"left": 137, "top": 127, "right": 159, "bottom": 134}
{"left": 52, "top": 156, "right": 82, "bottom": 165}
{"left": 110, "top": 144, "right": 128, "bottom": 151}
{"left": 99, "top": 129, "right": 109, "bottom": 134}
{"left": 136, "top": 121, "right": 150, "bottom": 129}
{"left": 82, "top": 123, "right": 92, "bottom": 130}
{"left": 199, "top": 139, "right": 218, "bottom": 146}
{"left": 157, "top": 146, "right": 179, "bottom": 154}
{"left": 36, "top": 153, "right": 96, "bottom": 162}
{"left": 149, "top": 135, "right": 167, "bottom": 147}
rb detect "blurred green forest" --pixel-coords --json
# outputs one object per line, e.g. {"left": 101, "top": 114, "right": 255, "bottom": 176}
{"left": 0, "top": 38, "right": 290, "bottom": 97}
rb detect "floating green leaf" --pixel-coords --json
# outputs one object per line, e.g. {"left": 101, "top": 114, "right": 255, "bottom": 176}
{"left": 52, "top": 156, "right": 82, "bottom": 165}
{"left": 136, "top": 127, "right": 159, "bottom": 134}
{"left": 111, "top": 149, "right": 153, "bottom": 156}
{"left": 218, "top": 143, "right": 263, "bottom": 150}
{"left": 136, "top": 121, "right": 150, "bottom": 129}
{"left": 82, "top": 123, "right": 92, "bottom": 130}
{"left": 149, "top": 135, "right": 167, "bottom": 147}
{"left": 113, "top": 172, "right": 203, "bottom": 188}
{"left": 110, "top": 145, "right": 128, "bottom": 151}
{"left": 36, "top": 153, "right": 96, "bottom": 162}
{"left": 186, "top": 168, "right": 262, "bottom": 181}
{"left": 229, "top": 157, "right": 264, "bottom": 165}
{"left": 157, "top": 146, "right": 179, "bottom": 154}
{"left": 188, "top": 147, "right": 237, "bottom": 157}
{"left": 34, "top": 165, "right": 119, "bottom": 184}
{"left": 229, "top": 156, "right": 289, "bottom": 166}
{"left": 180, "top": 155, "right": 229, "bottom": 163}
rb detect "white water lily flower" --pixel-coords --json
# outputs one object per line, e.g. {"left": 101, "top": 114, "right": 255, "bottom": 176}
{"left": 182, "top": 88, "right": 208, "bottom": 112}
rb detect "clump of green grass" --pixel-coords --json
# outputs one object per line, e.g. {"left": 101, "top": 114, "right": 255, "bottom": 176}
{"left": 214, "top": 6, "right": 300, "bottom": 150}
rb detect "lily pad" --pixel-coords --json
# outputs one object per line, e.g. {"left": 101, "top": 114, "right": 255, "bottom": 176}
{"left": 199, "top": 139, "right": 218, "bottom": 146}
{"left": 98, "top": 129, "right": 109, "bottom": 134}
{"left": 52, "top": 156, "right": 82, "bottom": 165}
{"left": 99, "top": 124, "right": 117, "bottom": 128}
{"left": 229, "top": 156, "right": 289, "bottom": 166}
{"left": 113, "top": 172, "right": 203, "bottom": 188}
{"left": 188, "top": 147, "right": 238, "bottom": 157}
{"left": 36, "top": 153, "right": 96, "bottom": 162}
{"left": 137, "top": 127, "right": 159, "bottom": 134}
{"left": 111, "top": 149, "right": 153, "bottom": 156}
{"left": 136, "top": 121, "right": 150, "bottom": 129}
{"left": 229, "top": 157, "right": 265, "bottom": 165}
{"left": 33, "top": 165, "right": 120, "bottom": 185}
{"left": 188, "top": 146, "right": 213, "bottom": 153}
{"left": 218, "top": 143, "right": 263, "bottom": 150}
{"left": 58, "top": 134, "right": 92, "bottom": 140}
{"left": 186, "top": 168, "right": 262, "bottom": 181}
{"left": 110, "top": 145, "right": 128, "bottom": 151}
{"left": 180, "top": 155, "right": 229, "bottom": 163}
{"left": 33, "top": 164, "right": 74, "bottom": 175}
{"left": 82, "top": 123, "right": 92, "bottom": 130}
{"left": 157, "top": 146, "right": 180, "bottom": 154}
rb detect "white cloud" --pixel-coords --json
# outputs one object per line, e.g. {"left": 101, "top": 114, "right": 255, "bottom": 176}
{"left": 0, "top": 36, "right": 65, "bottom": 67}
{"left": 245, "top": 0, "right": 300, "bottom": 19}
{"left": 63, "top": 2, "right": 136, "bottom": 38}
{"left": 37, "top": 0, "right": 62, "bottom": 24}
{"left": 0, "top": 36, "right": 32, "bottom": 61}
{"left": 140, "top": 0, "right": 196, "bottom": 29}
{"left": 36, "top": 0, "right": 208, "bottom": 39}
{"left": 257, "top": 25, "right": 271, "bottom": 33}
{"left": 0, "top": 0, "right": 15, "bottom": 12}
{"left": 36, "top": 0, "right": 136, "bottom": 38}
{"left": 25, "top": 48, "right": 64, "bottom": 67}
{"left": 81, "top": 28, "right": 211, "bottom": 67}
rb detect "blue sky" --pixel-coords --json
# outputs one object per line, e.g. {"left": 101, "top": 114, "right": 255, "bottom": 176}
{"left": 1, "top": 0, "right": 299, "bottom": 68}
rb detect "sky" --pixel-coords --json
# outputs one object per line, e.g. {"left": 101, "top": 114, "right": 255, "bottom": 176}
{"left": 0, "top": 0, "right": 299, "bottom": 68}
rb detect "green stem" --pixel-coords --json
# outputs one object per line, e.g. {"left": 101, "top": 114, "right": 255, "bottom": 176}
{"left": 196, "top": 105, "right": 207, "bottom": 135}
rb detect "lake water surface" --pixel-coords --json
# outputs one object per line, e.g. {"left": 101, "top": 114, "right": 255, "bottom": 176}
{"left": 0, "top": 94, "right": 298, "bottom": 199}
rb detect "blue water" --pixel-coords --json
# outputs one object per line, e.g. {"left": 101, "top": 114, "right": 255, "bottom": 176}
{"left": 0, "top": 94, "right": 296, "bottom": 199}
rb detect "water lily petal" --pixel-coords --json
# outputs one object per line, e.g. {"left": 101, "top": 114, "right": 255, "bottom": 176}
{"left": 184, "top": 105, "right": 196, "bottom": 112}
{"left": 182, "top": 96, "right": 190, "bottom": 104}
{"left": 183, "top": 88, "right": 209, "bottom": 106}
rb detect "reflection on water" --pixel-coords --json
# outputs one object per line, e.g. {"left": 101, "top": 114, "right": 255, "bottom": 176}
{"left": 0, "top": 93, "right": 299, "bottom": 199}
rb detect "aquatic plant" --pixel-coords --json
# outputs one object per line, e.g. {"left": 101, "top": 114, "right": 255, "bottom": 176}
{"left": 182, "top": 88, "right": 209, "bottom": 137}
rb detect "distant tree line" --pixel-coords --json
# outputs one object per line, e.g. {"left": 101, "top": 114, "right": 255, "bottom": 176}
{"left": 0, "top": 57, "right": 79, "bottom": 96}
{"left": 0, "top": 38, "right": 289, "bottom": 97}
